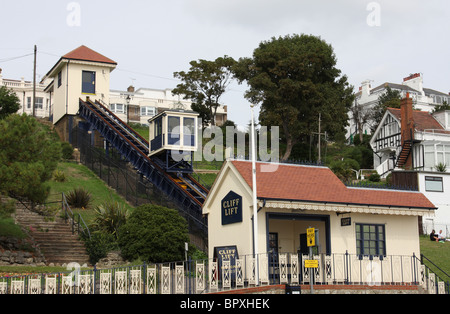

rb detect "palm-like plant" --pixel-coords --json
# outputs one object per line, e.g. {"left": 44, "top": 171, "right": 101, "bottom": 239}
{"left": 435, "top": 162, "right": 448, "bottom": 172}
{"left": 92, "top": 201, "right": 129, "bottom": 239}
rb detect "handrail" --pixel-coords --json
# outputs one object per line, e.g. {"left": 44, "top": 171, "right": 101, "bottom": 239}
{"left": 62, "top": 193, "right": 91, "bottom": 240}
{"left": 421, "top": 253, "right": 450, "bottom": 280}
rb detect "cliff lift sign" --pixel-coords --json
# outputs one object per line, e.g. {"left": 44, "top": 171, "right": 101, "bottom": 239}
{"left": 221, "top": 191, "right": 243, "bottom": 225}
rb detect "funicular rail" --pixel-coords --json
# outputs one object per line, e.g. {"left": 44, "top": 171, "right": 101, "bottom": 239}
{"left": 77, "top": 98, "right": 208, "bottom": 234}
{"left": 92, "top": 100, "right": 209, "bottom": 202}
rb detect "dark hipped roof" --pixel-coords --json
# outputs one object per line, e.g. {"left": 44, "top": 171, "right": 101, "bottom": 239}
{"left": 231, "top": 160, "right": 436, "bottom": 210}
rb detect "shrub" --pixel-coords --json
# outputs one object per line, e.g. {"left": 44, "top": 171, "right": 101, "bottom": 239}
{"left": 66, "top": 187, "right": 91, "bottom": 209}
{"left": 92, "top": 201, "right": 129, "bottom": 239}
{"left": 52, "top": 170, "right": 66, "bottom": 182}
{"left": 368, "top": 172, "right": 381, "bottom": 182}
{"left": 60, "top": 142, "right": 74, "bottom": 160}
{"left": 118, "top": 204, "right": 189, "bottom": 263}
{"left": 83, "top": 231, "right": 118, "bottom": 265}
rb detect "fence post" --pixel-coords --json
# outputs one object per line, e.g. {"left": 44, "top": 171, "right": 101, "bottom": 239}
{"left": 345, "top": 250, "right": 349, "bottom": 285}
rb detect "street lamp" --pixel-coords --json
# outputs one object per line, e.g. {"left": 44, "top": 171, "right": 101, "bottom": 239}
{"left": 126, "top": 94, "right": 131, "bottom": 124}
{"left": 250, "top": 104, "right": 259, "bottom": 286}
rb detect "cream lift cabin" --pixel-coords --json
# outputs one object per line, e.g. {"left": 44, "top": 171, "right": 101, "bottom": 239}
{"left": 148, "top": 110, "right": 199, "bottom": 173}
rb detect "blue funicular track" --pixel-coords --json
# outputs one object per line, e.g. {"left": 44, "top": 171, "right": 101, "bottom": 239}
{"left": 77, "top": 98, "right": 209, "bottom": 238}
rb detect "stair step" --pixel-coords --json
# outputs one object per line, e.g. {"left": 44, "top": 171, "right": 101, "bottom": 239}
{"left": 14, "top": 206, "right": 91, "bottom": 266}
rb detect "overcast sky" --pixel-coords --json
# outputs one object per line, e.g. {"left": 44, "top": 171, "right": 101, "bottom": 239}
{"left": 1, "top": 0, "right": 449, "bottom": 128}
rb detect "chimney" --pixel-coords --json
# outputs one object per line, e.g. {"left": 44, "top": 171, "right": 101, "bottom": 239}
{"left": 127, "top": 85, "right": 135, "bottom": 93}
{"left": 360, "top": 80, "right": 371, "bottom": 97}
{"left": 400, "top": 93, "right": 414, "bottom": 144}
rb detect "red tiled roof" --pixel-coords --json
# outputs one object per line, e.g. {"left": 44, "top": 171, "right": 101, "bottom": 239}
{"left": 231, "top": 160, "right": 436, "bottom": 209}
{"left": 387, "top": 108, "right": 444, "bottom": 131}
{"left": 62, "top": 45, "right": 117, "bottom": 65}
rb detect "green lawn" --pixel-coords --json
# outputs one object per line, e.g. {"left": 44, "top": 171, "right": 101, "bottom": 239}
{"left": 47, "top": 162, "right": 134, "bottom": 225}
{"left": 419, "top": 235, "right": 450, "bottom": 281}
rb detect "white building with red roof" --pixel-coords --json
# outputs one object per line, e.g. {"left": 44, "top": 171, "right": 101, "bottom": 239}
{"left": 203, "top": 159, "right": 435, "bottom": 282}
{"left": 42, "top": 45, "right": 117, "bottom": 140}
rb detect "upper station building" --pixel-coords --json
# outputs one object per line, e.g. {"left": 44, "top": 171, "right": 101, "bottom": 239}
{"left": 42, "top": 45, "right": 117, "bottom": 141}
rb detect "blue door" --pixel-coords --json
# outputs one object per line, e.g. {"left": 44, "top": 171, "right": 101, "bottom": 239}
{"left": 82, "top": 71, "right": 96, "bottom": 94}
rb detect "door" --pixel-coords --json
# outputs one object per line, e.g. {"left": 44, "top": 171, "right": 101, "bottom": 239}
{"left": 82, "top": 71, "right": 96, "bottom": 94}
{"left": 299, "top": 233, "right": 308, "bottom": 255}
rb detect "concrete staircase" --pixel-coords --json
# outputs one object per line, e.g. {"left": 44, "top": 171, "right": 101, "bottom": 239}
{"left": 14, "top": 204, "right": 91, "bottom": 266}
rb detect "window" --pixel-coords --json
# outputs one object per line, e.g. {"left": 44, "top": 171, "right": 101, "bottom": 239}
{"left": 140, "top": 106, "right": 156, "bottom": 117}
{"left": 35, "top": 97, "right": 43, "bottom": 109}
{"left": 183, "top": 117, "right": 195, "bottom": 146}
{"left": 168, "top": 116, "right": 180, "bottom": 145}
{"left": 356, "top": 224, "right": 386, "bottom": 256}
{"left": 82, "top": 71, "right": 96, "bottom": 94}
{"left": 110, "top": 104, "right": 124, "bottom": 114}
{"left": 57, "top": 71, "right": 62, "bottom": 88}
{"left": 27, "top": 97, "right": 31, "bottom": 109}
{"left": 425, "top": 176, "right": 443, "bottom": 192}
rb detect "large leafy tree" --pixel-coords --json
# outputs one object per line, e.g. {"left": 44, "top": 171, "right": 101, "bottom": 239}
{"left": 234, "top": 34, "right": 354, "bottom": 161}
{"left": 0, "top": 114, "right": 61, "bottom": 205}
{"left": 0, "top": 86, "right": 20, "bottom": 119}
{"left": 172, "top": 56, "right": 236, "bottom": 126}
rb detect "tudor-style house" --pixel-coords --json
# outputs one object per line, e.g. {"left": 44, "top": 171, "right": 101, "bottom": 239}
{"left": 370, "top": 94, "right": 450, "bottom": 232}
{"left": 370, "top": 94, "right": 450, "bottom": 176}
{"left": 348, "top": 73, "right": 450, "bottom": 141}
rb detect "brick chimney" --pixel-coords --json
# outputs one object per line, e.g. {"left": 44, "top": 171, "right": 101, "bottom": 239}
{"left": 400, "top": 93, "right": 414, "bottom": 144}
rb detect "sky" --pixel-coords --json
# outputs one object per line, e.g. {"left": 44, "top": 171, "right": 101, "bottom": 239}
{"left": 1, "top": 0, "right": 450, "bottom": 128}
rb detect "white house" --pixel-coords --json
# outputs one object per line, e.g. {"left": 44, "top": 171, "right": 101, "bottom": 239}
{"left": 348, "top": 73, "right": 450, "bottom": 141}
{"left": 109, "top": 86, "right": 228, "bottom": 126}
{"left": 0, "top": 68, "right": 51, "bottom": 118}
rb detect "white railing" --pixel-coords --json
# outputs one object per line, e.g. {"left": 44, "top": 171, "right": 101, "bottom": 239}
{"left": 0, "top": 252, "right": 446, "bottom": 294}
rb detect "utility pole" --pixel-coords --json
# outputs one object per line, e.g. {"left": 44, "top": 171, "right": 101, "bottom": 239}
{"left": 312, "top": 113, "right": 327, "bottom": 164}
{"left": 32, "top": 45, "right": 37, "bottom": 117}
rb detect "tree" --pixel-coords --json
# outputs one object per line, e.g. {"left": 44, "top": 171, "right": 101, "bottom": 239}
{"left": 233, "top": 34, "right": 354, "bottom": 161}
{"left": 173, "top": 56, "right": 236, "bottom": 126}
{"left": 118, "top": 204, "right": 189, "bottom": 263}
{"left": 350, "top": 101, "right": 372, "bottom": 143}
{"left": 0, "top": 86, "right": 20, "bottom": 119}
{"left": 432, "top": 101, "right": 450, "bottom": 114}
{"left": 0, "top": 114, "right": 61, "bottom": 205}
{"left": 370, "top": 86, "right": 402, "bottom": 133}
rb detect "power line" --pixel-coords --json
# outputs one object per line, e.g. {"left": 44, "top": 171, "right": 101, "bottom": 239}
{"left": 0, "top": 53, "right": 34, "bottom": 63}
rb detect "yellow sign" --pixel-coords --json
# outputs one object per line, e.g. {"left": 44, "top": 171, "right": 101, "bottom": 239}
{"left": 304, "top": 260, "right": 319, "bottom": 268}
{"left": 307, "top": 228, "right": 315, "bottom": 247}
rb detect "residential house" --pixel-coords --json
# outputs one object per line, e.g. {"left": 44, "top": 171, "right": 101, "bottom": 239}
{"left": 370, "top": 94, "right": 450, "bottom": 233}
{"left": 0, "top": 68, "right": 51, "bottom": 118}
{"left": 348, "top": 73, "right": 450, "bottom": 141}
{"left": 109, "top": 86, "right": 228, "bottom": 126}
